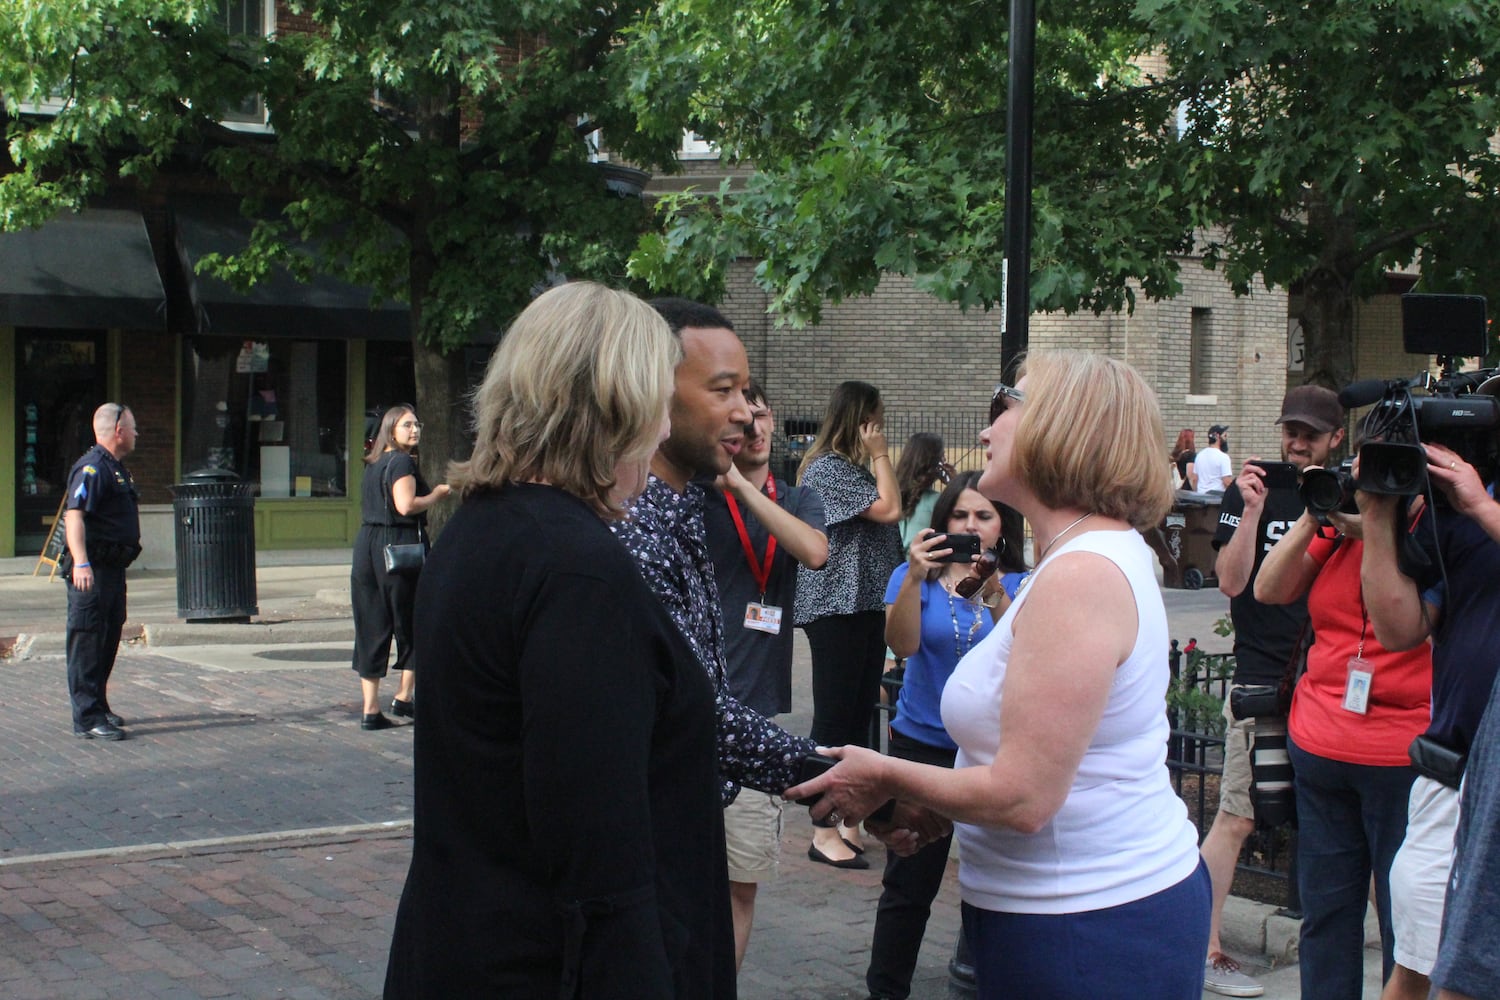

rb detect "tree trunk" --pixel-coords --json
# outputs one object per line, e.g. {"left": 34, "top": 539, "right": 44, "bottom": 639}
{"left": 1295, "top": 268, "right": 1357, "bottom": 393}
{"left": 407, "top": 243, "right": 467, "bottom": 539}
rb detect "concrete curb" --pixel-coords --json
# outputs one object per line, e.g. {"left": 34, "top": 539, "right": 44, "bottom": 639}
{"left": 143, "top": 618, "right": 354, "bottom": 647}
{"left": 7, "top": 617, "right": 355, "bottom": 659}
{"left": 0, "top": 820, "right": 412, "bottom": 868}
{"left": 1222, "top": 895, "right": 1301, "bottom": 967}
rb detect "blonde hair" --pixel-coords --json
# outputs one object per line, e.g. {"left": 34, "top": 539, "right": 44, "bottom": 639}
{"left": 448, "top": 282, "right": 680, "bottom": 516}
{"left": 797, "top": 380, "right": 883, "bottom": 481}
{"left": 1012, "top": 350, "right": 1172, "bottom": 530}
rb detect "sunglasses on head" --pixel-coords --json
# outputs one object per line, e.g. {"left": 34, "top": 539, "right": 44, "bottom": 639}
{"left": 989, "top": 383, "right": 1025, "bottom": 423}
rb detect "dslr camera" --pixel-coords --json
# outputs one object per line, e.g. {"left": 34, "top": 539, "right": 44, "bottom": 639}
{"left": 1338, "top": 294, "right": 1499, "bottom": 500}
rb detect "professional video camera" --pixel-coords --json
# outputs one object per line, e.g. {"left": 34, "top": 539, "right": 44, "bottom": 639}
{"left": 1335, "top": 294, "right": 1497, "bottom": 500}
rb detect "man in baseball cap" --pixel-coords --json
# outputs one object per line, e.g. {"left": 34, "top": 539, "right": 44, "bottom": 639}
{"left": 1200, "top": 384, "right": 1344, "bottom": 996}
{"left": 1196, "top": 425, "right": 1233, "bottom": 495}
{"left": 1276, "top": 385, "right": 1344, "bottom": 435}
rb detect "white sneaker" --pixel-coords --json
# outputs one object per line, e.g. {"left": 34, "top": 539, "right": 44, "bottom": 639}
{"left": 1203, "top": 952, "right": 1264, "bottom": 997}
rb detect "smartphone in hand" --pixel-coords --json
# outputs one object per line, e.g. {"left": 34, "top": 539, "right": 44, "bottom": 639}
{"left": 794, "top": 752, "right": 839, "bottom": 806}
{"left": 1254, "top": 461, "right": 1300, "bottom": 492}
{"left": 936, "top": 533, "right": 982, "bottom": 563}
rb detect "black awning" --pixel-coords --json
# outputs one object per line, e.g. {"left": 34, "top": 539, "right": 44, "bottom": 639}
{"left": 0, "top": 208, "right": 166, "bottom": 329}
{"left": 174, "top": 201, "right": 411, "bottom": 342}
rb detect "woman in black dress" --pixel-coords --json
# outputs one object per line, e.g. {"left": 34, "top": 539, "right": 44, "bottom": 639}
{"left": 350, "top": 404, "right": 449, "bottom": 730}
{"left": 385, "top": 282, "right": 736, "bottom": 998}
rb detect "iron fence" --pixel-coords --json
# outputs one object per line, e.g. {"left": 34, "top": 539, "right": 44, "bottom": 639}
{"left": 774, "top": 411, "right": 995, "bottom": 485}
{"left": 1167, "top": 642, "right": 1298, "bottom": 912}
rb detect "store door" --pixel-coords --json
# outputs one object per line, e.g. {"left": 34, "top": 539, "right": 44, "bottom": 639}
{"left": 14, "top": 330, "right": 106, "bottom": 554}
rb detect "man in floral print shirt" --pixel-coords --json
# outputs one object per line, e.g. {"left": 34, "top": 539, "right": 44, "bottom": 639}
{"left": 611, "top": 298, "right": 817, "bottom": 805}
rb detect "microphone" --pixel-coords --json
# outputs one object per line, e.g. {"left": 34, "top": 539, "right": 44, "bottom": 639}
{"left": 1337, "top": 379, "right": 1394, "bottom": 409}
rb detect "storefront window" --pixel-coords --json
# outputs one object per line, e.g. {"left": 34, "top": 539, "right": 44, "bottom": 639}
{"left": 13, "top": 331, "right": 106, "bottom": 553}
{"left": 181, "top": 337, "right": 348, "bottom": 497}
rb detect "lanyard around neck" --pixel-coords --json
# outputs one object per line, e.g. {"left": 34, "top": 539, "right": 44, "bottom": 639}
{"left": 724, "top": 476, "right": 777, "bottom": 596}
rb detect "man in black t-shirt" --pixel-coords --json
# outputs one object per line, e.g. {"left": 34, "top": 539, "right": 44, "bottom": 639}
{"left": 705, "top": 380, "right": 828, "bottom": 970}
{"left": 1199, "top": 386, "right": 1344, "bottom": 996}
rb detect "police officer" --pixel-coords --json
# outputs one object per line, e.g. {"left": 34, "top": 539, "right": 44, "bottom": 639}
{"left": 64, "top": 403, "right": 142, "bottom": 741}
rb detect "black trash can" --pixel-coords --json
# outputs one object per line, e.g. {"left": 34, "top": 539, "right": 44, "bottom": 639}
{"left": 1153, "top": 491, "right": 1222, "bottom": 589}
{"left": 171, "top": 469, "right": 259, "bottom": 621}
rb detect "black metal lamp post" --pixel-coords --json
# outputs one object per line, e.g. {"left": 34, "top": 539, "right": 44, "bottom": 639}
{"left": 1001, "top": 0, "right": 1036, "bottom": 380}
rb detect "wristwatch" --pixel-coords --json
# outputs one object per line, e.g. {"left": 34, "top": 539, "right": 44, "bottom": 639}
{"left": 982, "top": 588, "right": 1005, "bottom": 609}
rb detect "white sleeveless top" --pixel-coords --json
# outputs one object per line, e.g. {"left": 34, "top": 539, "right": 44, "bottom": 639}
{"left": 939, "top": 528, "right": 1201, "bottom": 914}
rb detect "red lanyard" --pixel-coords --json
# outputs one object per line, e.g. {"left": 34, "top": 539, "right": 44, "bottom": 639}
{"left": 725, "top": 476, "right": 777, "bottom": 596}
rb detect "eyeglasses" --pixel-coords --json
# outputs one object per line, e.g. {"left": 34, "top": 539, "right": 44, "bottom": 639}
{"left": 398, "top": 420, "right": 423, "bottom": 430}
{"left": 989, "top": 383, "right": 1025, "bottom": 423}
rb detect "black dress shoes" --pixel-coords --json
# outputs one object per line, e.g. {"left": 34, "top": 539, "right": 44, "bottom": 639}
{"left": 807, "top": 844, "right": 870, "bottom": 870}
{"left": 104, "top": 712, "right": 126, "bottom": 728}
{"left": 361, "top": 712, "right": 394, "bottom": 731}
{"left": 76, "top": 722, "right": 126, "bottom": 741}
{"left": 391, "top": 698, "right": 415, "bottom": 719}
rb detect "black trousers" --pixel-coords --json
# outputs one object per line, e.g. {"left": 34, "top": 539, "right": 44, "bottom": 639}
{"left": 803, "top": 610, "right": 887, "bottom": 749}
{"left": 866, "top": 731, "right": 959, "bottom": 999}
{"left": 351, "top": 525, "right": 419, "bottom": 680}
{"left": 66, "top": 564, "right": 127, "bottom": 731}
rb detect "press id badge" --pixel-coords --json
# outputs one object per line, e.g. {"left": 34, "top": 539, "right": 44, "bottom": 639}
{"left": 744, "top": 602, "right": 782, "bottom": 634}
{"left": 1342, "top": 657, "right": 1373, "bottom": 715}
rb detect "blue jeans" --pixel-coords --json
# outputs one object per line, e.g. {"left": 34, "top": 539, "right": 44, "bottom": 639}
{"left": 1288, "top": 733, "right": 1416, "bottom": 999}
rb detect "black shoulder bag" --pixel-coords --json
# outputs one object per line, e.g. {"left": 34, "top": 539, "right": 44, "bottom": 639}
{"left": 380, "top": 456, "right": 426, "bottom": 577}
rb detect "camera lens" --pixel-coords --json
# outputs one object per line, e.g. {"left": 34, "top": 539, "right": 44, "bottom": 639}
{"left": 1249, "top": 717, "right": 1296, "bottom": 828}
{"left": 1299, "top": 468, "right": 1345, "bottom": 515}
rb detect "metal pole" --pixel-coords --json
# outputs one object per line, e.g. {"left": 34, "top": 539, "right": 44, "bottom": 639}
{"left": 1000, "top": 0, "right": 1036, "bottom": 380}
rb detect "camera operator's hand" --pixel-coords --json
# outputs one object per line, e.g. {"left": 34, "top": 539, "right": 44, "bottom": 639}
{"left": 1235, "top": 458, "right": 1270, "bottom": 515}
{"left": 1352, "top": 449, "right": 1403, "bottom": 528}
{"left": 1425, "top": 444, "right": 1487, "bottom": 517}
{"left": 1325, "top": 509, "right": 1364, "bottom": 540}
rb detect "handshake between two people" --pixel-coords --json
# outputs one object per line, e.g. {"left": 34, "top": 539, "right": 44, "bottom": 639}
{"left": 784, "top": 748, "right": 952, "bottom": 857}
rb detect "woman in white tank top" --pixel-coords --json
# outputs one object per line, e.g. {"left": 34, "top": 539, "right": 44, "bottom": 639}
{"left": 788, "top": 351, "right": 1210, "bottom": 999}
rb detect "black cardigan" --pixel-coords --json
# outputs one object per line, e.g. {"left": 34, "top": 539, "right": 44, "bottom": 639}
{"left": 384, "top": 483, "right": 734, "bottom": 998}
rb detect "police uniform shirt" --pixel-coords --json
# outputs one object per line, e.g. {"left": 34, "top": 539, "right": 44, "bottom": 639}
{"left": 64, "top": 444, "right": 141, "bottom": 548}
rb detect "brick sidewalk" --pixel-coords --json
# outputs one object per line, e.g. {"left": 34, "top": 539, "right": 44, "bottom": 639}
{"left": 0, "top": 828, "right": 968, "bottom": 1000}
{"left": 0, "top": 648, "right": 968, "bottom": 999}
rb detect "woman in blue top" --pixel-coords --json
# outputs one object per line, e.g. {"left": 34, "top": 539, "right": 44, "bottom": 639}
{"left": 866, "top": 471, "right": 1025, "bottom": 1000}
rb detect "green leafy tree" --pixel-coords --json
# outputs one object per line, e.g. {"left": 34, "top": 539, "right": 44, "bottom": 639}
{"left": 1147, "top": 0, "right": 1500, "bottom": 387}
{"left": 0, "top": 0, "right": 680, "bottom": 504}
{"left": 626, "top": 0, "right": 1195, "bottom": 323}
{"left": 629, "top": 0, "right": 1500, "bottom": 378}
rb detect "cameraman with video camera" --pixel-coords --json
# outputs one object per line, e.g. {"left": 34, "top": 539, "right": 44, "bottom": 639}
{"left": 1359, "top": 439, "right": 1500, "bottom": 1000}
{"left": 1253, "top": 409, "right": 1431, "bottom": 1000}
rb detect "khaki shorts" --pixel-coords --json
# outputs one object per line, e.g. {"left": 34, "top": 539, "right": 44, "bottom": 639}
{"left": 1218, "top": 692, "right": 1255, "bottom": 820}
{"left": 724, "top": 791, "right": 783, "bottom": 884}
